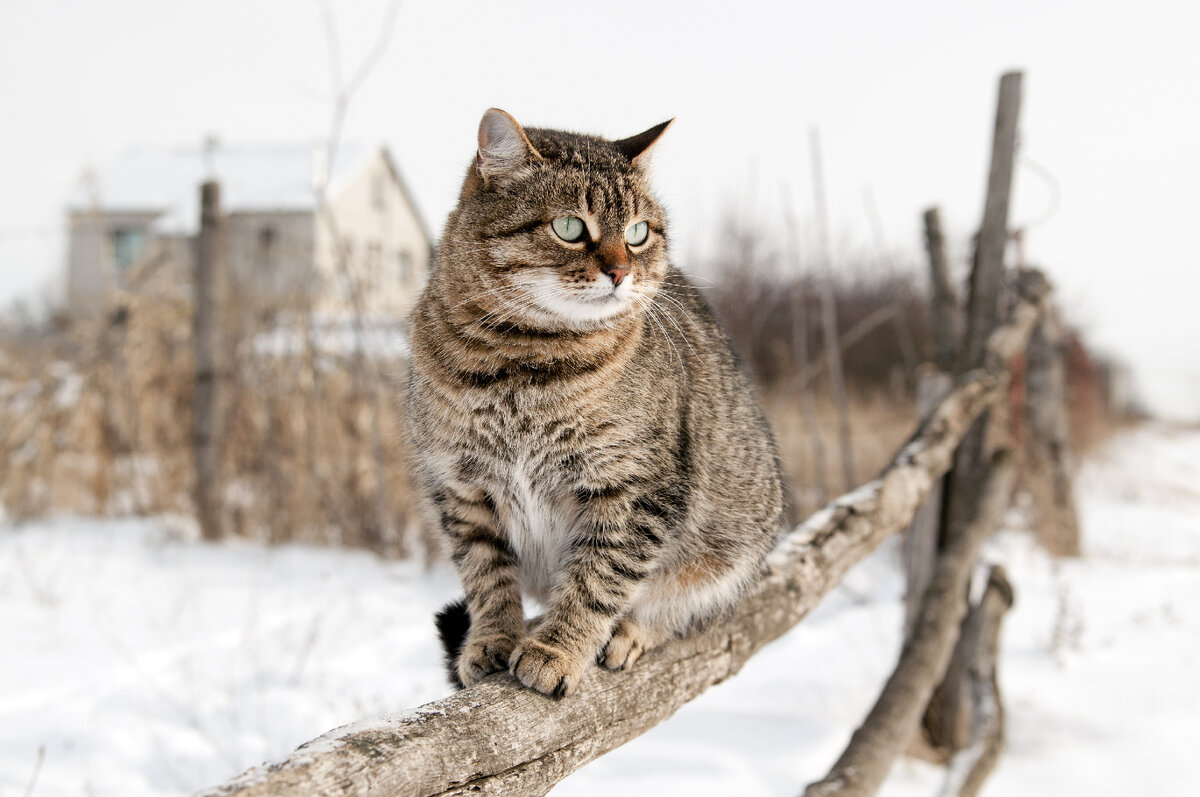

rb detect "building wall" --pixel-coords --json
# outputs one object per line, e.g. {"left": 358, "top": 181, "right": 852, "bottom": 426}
{"left": 225, "top": 210, "right": 315, "bottom": 318}
{"left": 65, "top": 210, "right": 164, "bottom": 319}
{"left": 65, "top": 149, "right": 430, "bottom": 324}
{"left": 314, "top": 152, "right": 432, "bottom": 320}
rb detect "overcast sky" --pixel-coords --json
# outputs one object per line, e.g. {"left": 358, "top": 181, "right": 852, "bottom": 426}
{"left": 1, "top": 0, "right": 1197, "bottom": 419}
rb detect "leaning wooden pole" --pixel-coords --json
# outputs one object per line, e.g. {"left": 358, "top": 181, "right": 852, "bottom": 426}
{"left": 958, "top": 71, "right": 1023, "bottom": 378}
{"left": 197, "top": 271, "right": 1049, "bottom": 797}
{"left": 926, "top": 69, "right": 1024, "bottom": 756}
{"left": 949, "top": 70, "right": 1023, "bottom": 503}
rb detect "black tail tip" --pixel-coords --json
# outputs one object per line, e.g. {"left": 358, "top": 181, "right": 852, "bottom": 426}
{"left": 434, "top": 598, "right": 470, "bottom": 690}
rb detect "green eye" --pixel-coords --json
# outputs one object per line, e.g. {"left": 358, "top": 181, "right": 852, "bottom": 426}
{"left": 551, "top": 215, "right": 586, "bottom": 243}
{"left": 625, "top": 221, "right": 650, "bottom": 247}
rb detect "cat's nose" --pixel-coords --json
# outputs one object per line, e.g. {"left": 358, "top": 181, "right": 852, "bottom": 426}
{"left": 602, "top": 264, "right": 629, "bottom": 286}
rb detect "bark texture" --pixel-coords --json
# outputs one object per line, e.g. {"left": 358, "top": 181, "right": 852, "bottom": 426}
{"left": 199, "top": 274, "right": 1048, "bottom": 797}
{"left": 937, "top": 566, "right": 1013, "bottom": 797}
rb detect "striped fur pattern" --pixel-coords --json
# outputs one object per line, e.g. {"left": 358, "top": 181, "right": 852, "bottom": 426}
{"left": 407, "top": 109, "right": 784, "bottom": 697}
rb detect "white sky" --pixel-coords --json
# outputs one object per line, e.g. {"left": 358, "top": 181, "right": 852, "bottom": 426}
{"left": 1, "top": 0, "right": 1197, "bottom": 419}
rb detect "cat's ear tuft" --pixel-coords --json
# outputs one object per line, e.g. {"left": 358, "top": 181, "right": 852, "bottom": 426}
{"left": 614, "top": 119, "right": 673, "bottom": 166}
{"left": 477, "top": 108, "right": 542, "bottom": 186}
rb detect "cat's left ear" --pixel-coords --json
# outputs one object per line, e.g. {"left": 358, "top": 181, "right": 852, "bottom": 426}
{"left": 614, "top": 119, "right": 674, "bottom": 167}
{"left": 477, "top": 108, "right": 543, "bottom": 187}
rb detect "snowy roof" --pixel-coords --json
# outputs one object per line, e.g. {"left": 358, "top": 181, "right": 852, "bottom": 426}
{"left": 69, "top": 141, "right": 377, "bottom": 235}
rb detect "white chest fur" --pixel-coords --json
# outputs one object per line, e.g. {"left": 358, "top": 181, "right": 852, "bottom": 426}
{"left": 495, "top": 455, "right": 577, "bottom": 605}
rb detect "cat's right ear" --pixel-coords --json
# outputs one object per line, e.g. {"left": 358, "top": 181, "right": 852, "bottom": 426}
{"left": 476, "top": 108, "right": 542, "bottom": 188}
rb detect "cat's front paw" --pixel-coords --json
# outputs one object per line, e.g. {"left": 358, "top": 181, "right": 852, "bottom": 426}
{"left": 509, "top": 638, "right": 583, "bottom": 698}
{"left": 457, "top": 631, "right": 519, "bottom": 688}
{"left": 600, "top": 617, "right": 665, "bottom": 672}
{"left": 600, "top": 620, "right": 646, "bottom": 671}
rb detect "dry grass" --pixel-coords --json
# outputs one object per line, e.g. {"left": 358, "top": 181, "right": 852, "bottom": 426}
{"left": 0, "top": 289, "right": 425, "bottom": 558}
{"left": 763, "top": 386, "right": 918, "bottom": 525}
{"left": 1, "top": 211, "right": 1118, "bottom": 561}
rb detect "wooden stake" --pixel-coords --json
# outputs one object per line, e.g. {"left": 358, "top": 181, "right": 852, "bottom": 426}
{"left": 192, "top": 181, "right": 223, "bottom": 541}
{"left": 923, "top": 206, "right": 961, "bottom": 373}
{"left": 926, "top": 69, "right": 1024, "bottom": 754}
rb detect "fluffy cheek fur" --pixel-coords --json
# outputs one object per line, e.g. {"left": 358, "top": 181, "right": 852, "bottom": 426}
{"left": 509, "top": 268, "right": 636, "bottom": 325}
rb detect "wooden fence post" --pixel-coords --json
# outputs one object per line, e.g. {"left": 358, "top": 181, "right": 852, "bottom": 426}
{"left": 193, "top": 180, "right": 224, "bottom": 541}
{"left": 923, "top": 206, "right": 961, "bottom": 373}
{"left": 905, "top": 205, "right": 963, "bottom": 637}
{"left": 924, "top": 69, "right": 1023, "bottom": 753}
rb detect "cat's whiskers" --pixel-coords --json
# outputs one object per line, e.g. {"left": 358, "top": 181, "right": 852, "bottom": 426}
{"left": 632, "top": 293, "right": 683, "bottom": 369}
{"left": 641, "top": 292, "right": 698, "bottom": 361}
{"left": 645, "top": 284, "right": 707, "bottom": 339}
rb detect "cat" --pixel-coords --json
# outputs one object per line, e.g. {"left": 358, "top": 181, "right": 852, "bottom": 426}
{"left": 406, "top": 109, "right": 784, "bottom": 698}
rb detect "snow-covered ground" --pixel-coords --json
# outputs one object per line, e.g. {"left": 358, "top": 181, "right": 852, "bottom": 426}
{"left": 2, "top": 424, "right": 1198, "bottom": 796}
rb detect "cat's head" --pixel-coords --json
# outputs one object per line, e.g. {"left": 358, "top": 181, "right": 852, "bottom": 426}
{"left": 441, "top": 109, "right": 673, "bottom": 331}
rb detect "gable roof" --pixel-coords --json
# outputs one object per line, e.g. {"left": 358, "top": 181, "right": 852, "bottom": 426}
{"left": 68, "top": 141, "right": 404, "bottom": 236}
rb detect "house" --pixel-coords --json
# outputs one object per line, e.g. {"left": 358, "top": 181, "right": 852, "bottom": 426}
{"left": 65, "top": 141, "right": 433, "bottom": 323}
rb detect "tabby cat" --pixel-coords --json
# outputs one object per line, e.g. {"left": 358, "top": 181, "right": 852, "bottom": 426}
{"left": 406, "top": 109, "right": 784, "bottom": 697}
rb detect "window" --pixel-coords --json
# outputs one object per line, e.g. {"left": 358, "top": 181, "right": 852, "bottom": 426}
{"left": 111, "top": 226, "right": 147, "bottom": 271}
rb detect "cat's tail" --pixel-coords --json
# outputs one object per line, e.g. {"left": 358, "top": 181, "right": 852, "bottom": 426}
{"left": 434, "top": 598, "right": 470, "bottom": 689}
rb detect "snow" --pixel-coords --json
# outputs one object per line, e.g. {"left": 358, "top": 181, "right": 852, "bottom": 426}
{"left": 2, "top": 424, "right": 1199, "bottom": 796}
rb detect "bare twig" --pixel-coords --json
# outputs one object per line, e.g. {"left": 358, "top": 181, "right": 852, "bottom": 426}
{"left": 809, "top": 127, "right": 856, "bottom": 491}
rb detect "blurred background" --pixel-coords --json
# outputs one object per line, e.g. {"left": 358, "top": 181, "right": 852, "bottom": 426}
{"left": 2, "top": 0, "right": 1194, "bottom": 553}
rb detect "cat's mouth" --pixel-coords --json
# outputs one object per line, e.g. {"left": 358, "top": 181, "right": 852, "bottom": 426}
{"left": 508, "top": 270, "right": 634, "bottom": 327}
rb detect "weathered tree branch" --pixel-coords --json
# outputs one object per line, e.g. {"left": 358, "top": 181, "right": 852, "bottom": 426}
{"left": 802, "top": 455, "right": 1015, "bottom": 797}
{"left": 937, "top": 565, "right": 1014, "bottom": 797}
{"left": 199, "top": 274, "right": 1049, "bottom": 797}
